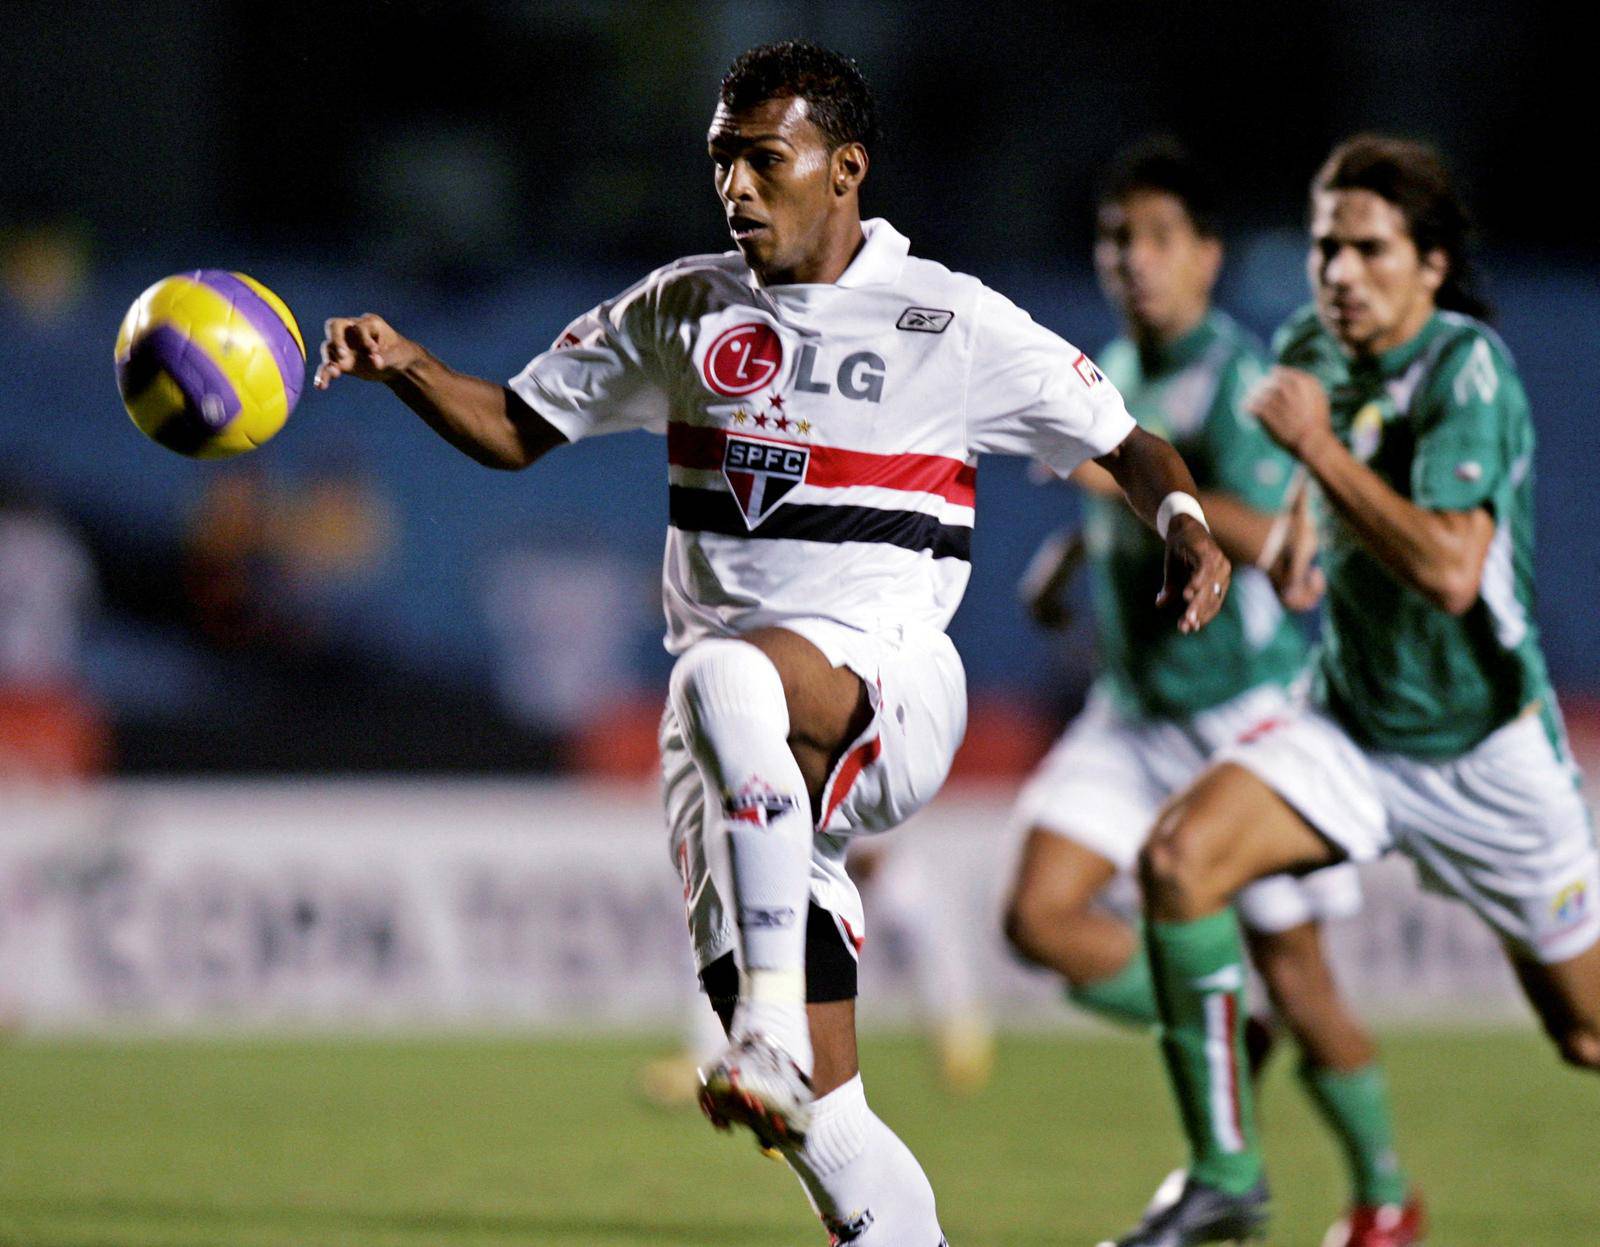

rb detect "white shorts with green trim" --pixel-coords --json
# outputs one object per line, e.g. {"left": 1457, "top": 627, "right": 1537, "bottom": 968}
{"left": 1010, "top": 680, "right": 1362, "bottom": 933}
{"left": 1215, "top": 704, "right": 1600, "bottom": 964}
{"left": 662, "top": 618, "right": 968, "bottom": 974}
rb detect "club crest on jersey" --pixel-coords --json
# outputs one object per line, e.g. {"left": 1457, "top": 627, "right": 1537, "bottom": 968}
{"left": 702, "top": 322, "right": 784, "bottom": 397}
{"left": 723, "top": 435, "right": 809, "bottom": 528}
{"left": 1350, "top": 401, "right": 1385, "bottom": 462}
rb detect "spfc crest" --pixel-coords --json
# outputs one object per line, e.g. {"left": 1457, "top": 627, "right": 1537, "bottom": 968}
{"left": 723, "top": 435, "right": 809, "bottom": 528}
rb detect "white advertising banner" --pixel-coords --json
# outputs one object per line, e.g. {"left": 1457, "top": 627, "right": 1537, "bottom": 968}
{"left": 0, "top": 780, "right": 1528, "bottom": 1032}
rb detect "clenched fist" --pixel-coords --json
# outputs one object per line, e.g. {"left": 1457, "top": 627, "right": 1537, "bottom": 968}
{"left": 314, "top": 314, "right": 422, "bottom": 389}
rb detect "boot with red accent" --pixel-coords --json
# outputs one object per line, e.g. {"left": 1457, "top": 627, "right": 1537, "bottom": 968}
{"left": 1320, "top": 1191, "right": 1426, "bottom": 1247}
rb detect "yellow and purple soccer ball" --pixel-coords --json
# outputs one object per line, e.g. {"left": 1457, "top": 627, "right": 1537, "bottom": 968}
{"left": 114, "top": 270, "right": 306, "bottom": 458}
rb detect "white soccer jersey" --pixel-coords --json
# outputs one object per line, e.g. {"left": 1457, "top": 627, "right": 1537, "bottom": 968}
{"left": 510, "top": 219, "right": 1135, "bottom": 652}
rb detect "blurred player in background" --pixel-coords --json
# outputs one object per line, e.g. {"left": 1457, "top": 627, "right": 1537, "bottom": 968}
{"left": 1000, "top": 142, "right": 1415, "bottom": 1244}
{"left": 315, "top": 40, "right": 1231, "bottom": 1246}
{"left": 1104, "top": 134, "right": 1600, "bottom": 1247}
{"left": 0, "top": 472, "right": 108, "bottom": 782}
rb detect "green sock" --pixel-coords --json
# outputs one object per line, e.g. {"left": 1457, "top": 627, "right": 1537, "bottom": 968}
{"left": 1147, "top": 910, "right": 1263, "bottom": 1195}
{"left": 1067, "top": 932, "right": 1159, "bottom": 1029}
{"left": 1299, "top": 1061, "right": 1409, "bottom": 1207}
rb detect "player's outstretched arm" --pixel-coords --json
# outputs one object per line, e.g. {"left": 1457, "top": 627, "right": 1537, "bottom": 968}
{"left": 1095, "top": 426, "right": 1231, "bottom": 633}
{"left": 315, "top": 314, "right": 566, "bottom": 470}
{"left": 1247, "top": 366, "right": 1492, "bottom": 614}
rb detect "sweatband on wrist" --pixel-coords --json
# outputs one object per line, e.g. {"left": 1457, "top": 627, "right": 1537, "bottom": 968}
{"left": 1156, "top": 491, "right": 1208, "bottom": 540}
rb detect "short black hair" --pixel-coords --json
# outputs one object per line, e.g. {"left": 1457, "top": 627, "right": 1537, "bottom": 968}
{"left": 719, "top": 41, "right": 880, "bottom": 153}
{"left": 1098, "top": 137, "right": 1221, "bottom": 239}
{"left": 1314, "top": 134, "right": 1489, "bottom": 320}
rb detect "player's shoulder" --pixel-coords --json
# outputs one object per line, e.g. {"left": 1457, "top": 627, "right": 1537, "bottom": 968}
{"left": 893, "top": 253, "right": 990, "bottom": 322}
{"left": 636, "top": 250, "right": 749, "bottom": 299}
{"left": 1419, "top": 311, "right": 1527, "bottom": 416}
{"left": 1269, "top": 303, "right": 1332, "bottom": 365}
{"left": 1425, "top": 310, "right": 1520, "bottom": 380}
{"left": 1206, "top": 309, "right": 1270, "bottom": 370}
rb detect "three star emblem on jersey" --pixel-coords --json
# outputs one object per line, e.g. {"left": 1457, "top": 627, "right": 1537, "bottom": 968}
{"left": 723, "top": 435, "right": 809, "bottom": 529}
{"left": 703, "top": 322, "right": 784, "bottom": 397}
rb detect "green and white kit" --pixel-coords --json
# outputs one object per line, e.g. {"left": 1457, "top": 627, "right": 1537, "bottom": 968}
{"left": 1219, "top": 307, "right": 1598, "bottom": 962}
{"left": 1013, "top": 311, "right": 1360, "bottom": 933}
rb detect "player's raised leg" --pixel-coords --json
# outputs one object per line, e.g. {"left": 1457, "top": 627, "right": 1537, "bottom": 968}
{"left": 670, "top": 627, "right": 868, "bottom": 1140}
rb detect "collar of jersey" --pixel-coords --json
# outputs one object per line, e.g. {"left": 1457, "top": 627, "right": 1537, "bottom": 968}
{"left": 1135, "top": 310, "right": 1226, "bottom": 377}
{"left": 748, "top": 217, "right": 911, "bottom": 292}
{"left": 1353, "top": 310, "right": 1444, "bottom": 379}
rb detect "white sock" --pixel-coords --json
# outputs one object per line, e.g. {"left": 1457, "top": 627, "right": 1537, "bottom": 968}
{"left": 782, "top": 1075, "right": 944, "bottom": 1246}
{"left": 669, "top": 639, "right": 812, "bottom": 1067}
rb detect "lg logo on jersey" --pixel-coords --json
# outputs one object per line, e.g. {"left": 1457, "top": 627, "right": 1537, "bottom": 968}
{"left": 703, "top": 323, "right": 784, "bottom": 397}
{"left": 701, "top": 321, "right": 886, "bottom": 404}
{"left": 794, "top": 343, "right": 886, "bottom": 403}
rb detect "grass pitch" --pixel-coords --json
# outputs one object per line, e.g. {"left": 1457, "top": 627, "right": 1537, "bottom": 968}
{"left": 2, "top": 1030, "right": 1591, "bottom": 1246}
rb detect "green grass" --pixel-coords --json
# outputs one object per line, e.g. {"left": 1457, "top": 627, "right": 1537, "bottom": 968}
{"left": 1, "top": 1030, "right": 1592, "bottom": 1246}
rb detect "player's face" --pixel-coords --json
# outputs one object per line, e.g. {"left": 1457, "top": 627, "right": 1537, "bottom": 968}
{"left": 708, "top": 97, "right": 855, "bottom": 284}
{"left": 1309, "top": 189, "right": 1445, "bottom": 357}
{"left": 1094, "top": 191, "right": 1220, "bottom": 343}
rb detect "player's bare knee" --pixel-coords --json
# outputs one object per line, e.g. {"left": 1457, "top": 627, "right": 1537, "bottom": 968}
{"left": 1139, "top": 809, "right": 1224, "bottom": 920}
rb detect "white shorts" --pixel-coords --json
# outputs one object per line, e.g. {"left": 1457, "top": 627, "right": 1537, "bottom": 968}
{"left": 1011, "top": 681, "right": 1363, "bottom": 934}
{"left": 663, "top": 619, "right": 968, "bottom": 973}
{"left": 1217, "top": 704, "right": 1600, "bottom": 963}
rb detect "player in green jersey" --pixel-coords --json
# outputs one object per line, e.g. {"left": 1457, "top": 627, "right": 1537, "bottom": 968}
{"left": 1102, "top": 135, "right": 1600, "bottom": 1247}
{"left": 999, "top": 141, "right": 1415, "bottom": 1246}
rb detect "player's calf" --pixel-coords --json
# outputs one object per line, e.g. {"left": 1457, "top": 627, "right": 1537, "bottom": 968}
{"left": 669, "top": 639, "right": 815, "bottom": 1069}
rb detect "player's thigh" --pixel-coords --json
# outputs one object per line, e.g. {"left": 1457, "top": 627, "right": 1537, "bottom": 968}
{"left": 741, "top": 625, "right": 872, "bottom": 788}
{"left": 1383, "top": 711, "right": 1600, "bottom": 965}
{"left": 1008, "top": 828, "right": 1123, "bottom": 918}
{"left": 1143, "top": 762, "right": 1344, "bottom": 913}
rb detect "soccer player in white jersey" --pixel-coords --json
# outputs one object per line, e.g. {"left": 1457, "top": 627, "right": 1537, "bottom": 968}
{"left": 1002, "top": 141, "right": 1416, "bottom": 1244}
{"left": 1100, "top": 135, "right": 1600, "bottom": 1247}
{"left": 316, "top": 42, "right": 1229, "bottom": 1245}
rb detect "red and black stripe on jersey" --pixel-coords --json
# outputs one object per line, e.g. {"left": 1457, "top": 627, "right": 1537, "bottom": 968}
{"left": 666, "top": 422, "right": 975, "bottom": 560}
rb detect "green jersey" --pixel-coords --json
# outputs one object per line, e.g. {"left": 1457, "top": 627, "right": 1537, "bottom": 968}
{"left": 1274, "top": 305, "right": 1554, "bottom": 757}
{"left": 1088, "top": 312, "right": 1307, "bottom": 720}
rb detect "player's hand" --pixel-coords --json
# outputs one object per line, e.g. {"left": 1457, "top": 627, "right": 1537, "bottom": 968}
{"left": 1157, "top": 515, "right": 1231, "bottom": 634}
{"left": 1246, "top": 366, "right": 1337, "bottom": 461}
{"left": 1017, "top": 529, "right": 1083, "bottom": 632}
{"left": 1265, "top": 476, "right": 1326, "bottom": 611}
{"left": 313, "top": 314, "right": 421, "bottom": 389}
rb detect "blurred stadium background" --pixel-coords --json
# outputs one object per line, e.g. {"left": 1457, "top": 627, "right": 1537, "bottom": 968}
{"left": 2, "top": 3, "right": 1596, "bottom": 1245}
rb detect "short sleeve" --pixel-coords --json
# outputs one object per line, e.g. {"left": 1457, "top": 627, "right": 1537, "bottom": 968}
{"left": 1412, "top": 334, "right": 1516, "bottom": 511}
{"left": 1204, "top": 351, "right": 1297, "bottom": 512}
{"left": 508, "top": 274, "right": 670, "bottom": 443}
{"left": 965, "top": 287, "right": 1135, "bottom": 475}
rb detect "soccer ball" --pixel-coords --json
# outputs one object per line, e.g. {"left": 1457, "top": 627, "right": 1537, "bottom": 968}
{"left": 114, "top": 270, "right": 306, "bottom": 458}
